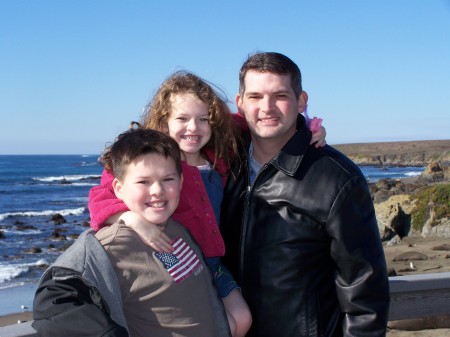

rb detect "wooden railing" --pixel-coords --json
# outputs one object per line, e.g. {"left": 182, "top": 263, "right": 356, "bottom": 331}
{"left": 388, "top": 271, "right": 450, "bottom": 321}
{"left": 1, "top": 272, "right": 450, "bottom": 337}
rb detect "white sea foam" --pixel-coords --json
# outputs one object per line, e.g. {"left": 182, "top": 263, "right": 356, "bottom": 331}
{"left": 0, "top": 259, "right": 49, "bottom": 284}
{"left": 0, "top": 207, "right": 86, "bottom": 221}
{"left": 71, "top": 182, "right": 98, "bottom": 186}
{"left": 32, "top": 174, "right": 100, "bottom": 182}
{"left": 405, "top": 171, "right": 422, "bottom": 177}
{"left": 0, "top": 228, "right": 42, "bottom": 235}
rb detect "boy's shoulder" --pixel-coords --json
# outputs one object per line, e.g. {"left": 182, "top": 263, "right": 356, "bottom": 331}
{"left": 95, "top": 220, "right": 140, "bottom": 249}
{"left": 94, "top": 219, "right": 190, "bottom": 250}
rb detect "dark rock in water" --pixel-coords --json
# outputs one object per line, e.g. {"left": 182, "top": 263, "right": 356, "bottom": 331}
{"left": 51, "top": 213, "right": 67, "bottom": 225}
{"left": 16, "top": 224, "right": 37, "bottom": 231}
{"left": 83, "top": 221, "right": 90, "bottom": 227}
{"left": 60, "top": 179, "right": 71, "bottom": 185}
{"left": 0, "top": 230, "right": 4, "bottom": 239}
{"left": 68, "top": 234, "right": 80, "bottom": 240}
{"left": 377, "top": 179, "right": 393, "bottom": 190}
{"left": 432, "top": 244, "right": 450, "bottom": 251}
{"left": 14, "top": 220, "right": 25, "bottom": 225}
{"left": 58, "top": 243, "right": 74, "bottom": 252}
{"left": 50, "top": 231, "right": 67, "bottom": 241}
{"left": 393, "top": 251, "right": 428, "bottom": 261}
{"left": 25, "top": 247, "right": 42, "bottom": 254}
{"left": 35, "top": 263, "right": 49, "bottom": 270}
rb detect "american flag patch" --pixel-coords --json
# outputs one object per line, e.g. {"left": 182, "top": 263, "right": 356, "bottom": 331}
{"left": 155, "top": 236, "right": 203, "bottom": 283}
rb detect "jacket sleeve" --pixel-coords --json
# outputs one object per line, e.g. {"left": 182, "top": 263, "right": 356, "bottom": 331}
{"left": 88, "top": 169, "right": 129, "bottom": 231}
{"left": 32, "top": 276, "right": 128, "bottom": 337}
{"left": 327, "top": 176, "right": 390, "bottom": 337}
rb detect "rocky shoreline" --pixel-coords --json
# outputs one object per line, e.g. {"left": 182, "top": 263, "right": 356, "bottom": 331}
{"left": 334, "top": 139, "right": 450, "bottom": 167}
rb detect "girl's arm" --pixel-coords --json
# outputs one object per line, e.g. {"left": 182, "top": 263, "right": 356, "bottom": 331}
{"left": 88, "top": 169, "right": 129, "bottom": 230}
{"left": 88, "top": 169, "right": 173, "bottom": 252}
{"left": 119, "top": 211, "right": 174, "bottom": 253}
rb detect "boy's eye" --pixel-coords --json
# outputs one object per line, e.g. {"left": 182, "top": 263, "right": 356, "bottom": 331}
{"left": 137, "top": 180, "right": 149, "bottom": 185}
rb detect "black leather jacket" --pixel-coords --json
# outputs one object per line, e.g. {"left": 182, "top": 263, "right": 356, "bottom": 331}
{"left": 221, "top": 117, "right": 390, "bottom": 337}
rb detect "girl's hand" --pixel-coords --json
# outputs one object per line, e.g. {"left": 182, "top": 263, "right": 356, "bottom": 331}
{"left": 310, "top": 125, "right": 327, "bottom": 148}
{"left": 119, "top": 211, "right": 174, "bottom": 253}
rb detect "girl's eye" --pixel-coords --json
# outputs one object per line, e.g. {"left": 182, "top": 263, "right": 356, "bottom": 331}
{"left": 200, "top": 117, "right": 209, "bottom": 122}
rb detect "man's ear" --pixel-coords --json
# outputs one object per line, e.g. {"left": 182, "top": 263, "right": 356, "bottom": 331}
{"left": 235, "top": 93, "right": 244, "bottom": 115}
{"left": 298, "top": 91, "right": 308, "bottom": 113}
{"left": 112, "top": 178, "right": 124, "bottom": 201}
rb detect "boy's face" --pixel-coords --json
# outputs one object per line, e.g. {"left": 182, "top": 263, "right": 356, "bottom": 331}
{"left": 113, "top": 153, "right": 182, "bottom": 226}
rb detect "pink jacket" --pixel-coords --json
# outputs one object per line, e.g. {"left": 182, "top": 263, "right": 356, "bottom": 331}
{"left": 88, "top": 153, "right": 229, "bottom": 258}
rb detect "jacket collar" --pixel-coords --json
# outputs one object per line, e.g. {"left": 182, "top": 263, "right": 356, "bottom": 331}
{"left": 270, "top": 115, "right": 311, "bottom": 176}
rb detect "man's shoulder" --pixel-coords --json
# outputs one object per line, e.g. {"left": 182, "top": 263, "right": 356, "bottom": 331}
{"left": 306, "top": 145, "right": 364, "bottom": 181}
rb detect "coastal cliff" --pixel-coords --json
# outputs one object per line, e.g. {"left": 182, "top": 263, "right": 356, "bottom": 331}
{"left": 333, "top": 139, "right": 450, "bottom": 166}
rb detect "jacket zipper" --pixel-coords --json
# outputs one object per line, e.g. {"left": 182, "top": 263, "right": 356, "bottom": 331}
{"left": 239, "top": 162, "right": 268, "bottom": 283}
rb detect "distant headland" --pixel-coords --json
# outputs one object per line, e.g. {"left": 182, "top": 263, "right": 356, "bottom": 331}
{"left": 333, "top": 139, "right": 450, "bottom": 167}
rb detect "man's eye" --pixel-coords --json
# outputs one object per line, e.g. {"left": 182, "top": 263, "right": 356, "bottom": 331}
{"left": 163, "top": 177, "right": 174, "bottom": 182}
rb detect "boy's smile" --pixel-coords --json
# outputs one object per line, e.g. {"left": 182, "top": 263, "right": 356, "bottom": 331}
{"left": 113, "top": 153, "right": 183, "bottom": 227}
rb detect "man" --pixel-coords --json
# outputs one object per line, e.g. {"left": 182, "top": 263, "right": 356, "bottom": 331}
{"left": 220, "top": 52, "right": 390, "bottom": 337}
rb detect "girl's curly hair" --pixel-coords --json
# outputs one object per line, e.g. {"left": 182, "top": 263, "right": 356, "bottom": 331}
{"left": 141, "top": 71, "right": 242, "bottom": 174}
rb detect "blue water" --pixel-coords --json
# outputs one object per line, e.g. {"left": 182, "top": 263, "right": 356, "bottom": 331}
{"left": 0, "top": 155, "right": 425, "bottom": 290}
{"left": 0, "top": 155, "right": 102, "bottom": 289}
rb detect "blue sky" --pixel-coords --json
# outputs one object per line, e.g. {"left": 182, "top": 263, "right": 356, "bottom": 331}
{"left": 1, "top": 0, "right": 449, "bottom": 154}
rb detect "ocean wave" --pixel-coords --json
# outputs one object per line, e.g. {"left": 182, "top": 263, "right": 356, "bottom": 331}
{"left": 0, "top": 228, "right": 42, "bottom": 235}
{"left": 71, "top": 182, "right": 98, "bottom": 187}
{"left": 81, "top": 161, "right": 99, "bottom": 167}
{"left": 0, "top": 259, "right": 49, "bottom": 284}
{"left": 0, "top": 207, "right": 86, "bottom": 221}
{"left": 32, "top": 174, "right": 100, "bottom": 182}
{"left": 405, "top": 171, "right": 422, "bottom": 177}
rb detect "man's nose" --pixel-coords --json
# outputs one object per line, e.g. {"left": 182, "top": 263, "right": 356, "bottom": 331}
{"left": 260, "top": 96, "right": 274, "bottom": 113}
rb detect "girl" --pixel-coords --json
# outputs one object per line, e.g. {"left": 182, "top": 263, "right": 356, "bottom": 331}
{"left": 89, "top": 71, "right": 326, "bottom": 337}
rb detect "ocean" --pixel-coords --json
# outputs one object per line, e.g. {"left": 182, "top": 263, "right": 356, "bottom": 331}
{"left": 0, "top": 155, "right": 102, "bottom": 291}
{"left": 0, "top": 155, "right": 425, "bottom": 291}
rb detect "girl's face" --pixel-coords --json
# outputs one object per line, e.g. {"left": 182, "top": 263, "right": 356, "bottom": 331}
{"left": 167, "top": 93, "right": 212, "bottom": 166}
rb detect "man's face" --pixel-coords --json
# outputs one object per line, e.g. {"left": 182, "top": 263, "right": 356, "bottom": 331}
{"left": 112, "top": 153, "right": 182, "bottom": 226}
{"left": 236, "top": 71, "right": 307, "bottom": 144}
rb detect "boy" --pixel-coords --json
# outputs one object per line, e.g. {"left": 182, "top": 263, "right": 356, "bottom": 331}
{"left": 33, "top": 128, "right": 230, "bottom": 337}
